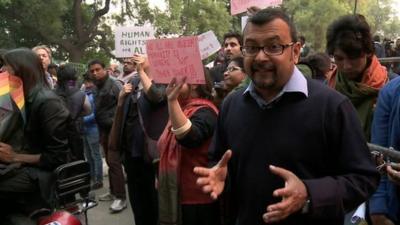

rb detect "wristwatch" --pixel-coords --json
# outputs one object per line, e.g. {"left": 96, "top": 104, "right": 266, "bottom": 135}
{"left": 301, "top": 198, "right": 311, "bottom": 214}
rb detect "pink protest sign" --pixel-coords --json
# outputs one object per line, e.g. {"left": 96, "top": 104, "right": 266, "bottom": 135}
{"left": 146, "top": 36, "right": 205, "bottom": 84}
{"left": 230, "top": 0, "right": 282, "bottom": 15}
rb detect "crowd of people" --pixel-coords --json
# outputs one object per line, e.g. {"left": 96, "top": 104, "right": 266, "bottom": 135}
{"left": 2, "top": 5, "right": 400, "bottom": 225}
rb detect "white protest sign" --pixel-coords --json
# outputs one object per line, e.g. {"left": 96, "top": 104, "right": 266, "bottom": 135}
{"left": 114, "top": 26, "right": 155, "bottom": 58}
{"left": 230, "top": 0, "right": 283, "bottom": 15}
{"left": 198, "top": 31, "right": 221, "bottom": 60}
{"left": 241, "top": 16, "right": 248, "bottom": 32}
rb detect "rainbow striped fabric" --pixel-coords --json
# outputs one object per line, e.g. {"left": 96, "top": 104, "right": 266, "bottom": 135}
{"left": 0, "top": 71, "right": 25, "bottom": 122}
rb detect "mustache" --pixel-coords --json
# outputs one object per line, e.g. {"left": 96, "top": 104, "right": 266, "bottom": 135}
{"left": 251, "top": 63, "right": 275, "bottom": 72}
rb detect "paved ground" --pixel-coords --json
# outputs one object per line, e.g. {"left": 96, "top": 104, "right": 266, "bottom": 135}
{"left": 85, "top": 161, "right": 134, "bottom": 225}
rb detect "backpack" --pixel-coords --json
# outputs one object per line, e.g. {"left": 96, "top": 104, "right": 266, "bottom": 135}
{"left": 56, "top": 88, "right": 86, "bottom": 161}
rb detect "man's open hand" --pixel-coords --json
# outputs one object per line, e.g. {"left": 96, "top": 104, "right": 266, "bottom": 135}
{"left": 194, "top": 150, "right": 232, "bottom": 200}
{"left": 263, "top": 165, "right": 308, "bottom": 223}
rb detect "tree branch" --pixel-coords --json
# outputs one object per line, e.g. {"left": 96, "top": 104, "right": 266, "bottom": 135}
{"left": 85, "top": 0, "right": 111, "bottom": 37}
{"left": 73, "top": 0, "right": 84, "bottom": 40}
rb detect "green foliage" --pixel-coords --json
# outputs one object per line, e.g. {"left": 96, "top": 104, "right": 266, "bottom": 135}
{"left": 129, "top": 0, "right": 233, "bottom": 41}
{"left": 282, "top": 0, "right": 400, "bottom": 52}
{"left": 1, "top": 0, "right": 399, "bottom": 64}
{"left": 283, "top": 0, "right": 351, "bottom": 52}
{"left": 0, "top": 0, "right": 113, "bottom": 63}
{"left": 356, "top": 0, "right": 400, "bottom": 39}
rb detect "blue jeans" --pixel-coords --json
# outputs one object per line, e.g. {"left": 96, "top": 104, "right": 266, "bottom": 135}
{"left": 83, "top": 128, "right": 103, "bottom": 183}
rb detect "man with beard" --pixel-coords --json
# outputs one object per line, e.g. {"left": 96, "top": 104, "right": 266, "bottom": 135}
{"left": 209, "top": 32, "right": 243, "bottom": 83}
{"left": 117, "top": 57, "right": 137, "bottom": 84}
{"left": 194, "top": 7, "right": 379, "bottom": 225}
{"left": 88, "top": 59, "right": 127, "bottom": 213}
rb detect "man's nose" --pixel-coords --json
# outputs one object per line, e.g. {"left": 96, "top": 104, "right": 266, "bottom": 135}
{"left": 223, "top": 71, "right": 229, "bottom": 78}
{"left": 254, "top": 49, "right": 271, "bottom": 62}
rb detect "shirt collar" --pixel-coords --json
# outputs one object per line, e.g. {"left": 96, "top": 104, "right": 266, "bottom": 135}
{"left": 244, "top": 66, "right": 308, "bottom": 109}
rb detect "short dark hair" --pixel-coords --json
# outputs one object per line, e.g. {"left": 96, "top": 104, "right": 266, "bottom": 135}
{"left": 48, "top": 63, "right": 58, "bottom": 69}
{"left": 326, "top": 14, "right": 374, "bottom": 58}
{"left": 300, "top": 52, "right": 331, "bottom": 80}
{"left": 57, "top": 64, "right": 78, "bottom": 82}
{"left": 299, "top": 35, "right": 306, "bottom": 44}
{"left": 87, "top": 59, "right": 105, "bottom": 69}
{"left": 194, "top": 67, "right": 214, "bottom": 100}
{"left": 227, "top": 56, "right": 244, "bottom": 70}
{"left": 245, "top": 7, "right": 297, "bottom": 43}
{"left": 373, "top": 35, "right": 380, "bottom": 42}
{"left": 223, "top": 32, "right": 243, "bottom": 46}
{"left": 82, "top": 71, "right": 94, "bottom": 82}
{"left": 0, "top": 49, "right": 7, "bottom": 68}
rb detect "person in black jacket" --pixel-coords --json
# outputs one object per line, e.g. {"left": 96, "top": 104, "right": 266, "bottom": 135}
{"left": 0, "top": 48, "right": 71, "bottom": 218}
{"left": 110, "top": 54, "right": 167, "bottom": 225}
{"left": 88, "top": 59, "right": 127, "bottom": 213}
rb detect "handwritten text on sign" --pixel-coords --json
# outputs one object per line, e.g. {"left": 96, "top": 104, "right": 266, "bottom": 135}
{"left": 198, "top": 31, "right": 221, "bottom": 60}
{"left": 146, "top": 36, "right": 205, "bottom": 84}
{"left": 230, "top": 0, "right": 282, "bottom": 15}
{"left": 115, "top": 26, "right": 155, "bottom": 58}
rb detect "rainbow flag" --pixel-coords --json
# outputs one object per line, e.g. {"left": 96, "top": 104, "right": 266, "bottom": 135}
{"left": 0, "top": 71, "right": 25, "bottom": 122}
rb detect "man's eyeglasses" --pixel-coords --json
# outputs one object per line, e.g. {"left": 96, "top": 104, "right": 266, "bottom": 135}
{"left": 242, "top": 42, "right": 294, "bottom": 57}
{"left": 225, "top": 66, "right": 242, "bottom": 73}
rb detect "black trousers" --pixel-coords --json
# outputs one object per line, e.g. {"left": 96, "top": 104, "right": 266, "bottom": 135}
{"left": 124, "top": 156, "right": 158, "bottom": 225}
{"left": 182, "top": 202, "right": 220, "bottom": 225}
{"left": 0, "top": 167, "right": 49, "bottom": 217}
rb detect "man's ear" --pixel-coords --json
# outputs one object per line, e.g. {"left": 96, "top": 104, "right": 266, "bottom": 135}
{"left": 292, "top": 42, "right": 302, "bottom": 64}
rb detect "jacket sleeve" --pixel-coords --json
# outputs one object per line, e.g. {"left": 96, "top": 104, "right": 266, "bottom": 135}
{"left": 302, "top": 99, "right": 379, "bottom": 220}
{"left": 37, "top": 98, "right": 71, "bottom": 170}
{"left": 144, "top": 83, "right": 166, "bottom": 104}
{"left": 177, "top": 108, "right": 217, "bottom": 149}
{"left": 369, "top": 84, "right": 392, "bottom": 215}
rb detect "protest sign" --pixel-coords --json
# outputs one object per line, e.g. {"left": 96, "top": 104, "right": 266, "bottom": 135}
{"left": 241, "top": 16, "right": 248, "bottom": 32}
{"left": 146, "top": 36, "right": 205, "bottom": 84}
{"left": 230, "top": 0, "right": 282, "bottom": 15}
{"left": 198, "top": 31, "right": 221, "bottom": 60}
{"left": 115, "top": 26, "right": 155, "bottom": 58}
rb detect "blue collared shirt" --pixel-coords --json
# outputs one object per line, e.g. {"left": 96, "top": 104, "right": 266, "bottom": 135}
{"left": 244, "top": 66, "right": 308, "bottom": 109}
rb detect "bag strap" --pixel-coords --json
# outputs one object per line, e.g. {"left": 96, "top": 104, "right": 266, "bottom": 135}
{"left": 137, "top": 102, "right": 149, "bottom": 137}
{"left": 133, "top": 81, "right": 151, "bottom": 139}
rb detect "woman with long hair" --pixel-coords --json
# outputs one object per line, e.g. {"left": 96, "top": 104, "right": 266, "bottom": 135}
{"left": 0, "top": 48, "right": 70, "bottom": 218}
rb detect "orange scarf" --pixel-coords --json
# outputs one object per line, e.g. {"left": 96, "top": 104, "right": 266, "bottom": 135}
{"left": 327, "top": 55, "right": 387, "bottom": 89}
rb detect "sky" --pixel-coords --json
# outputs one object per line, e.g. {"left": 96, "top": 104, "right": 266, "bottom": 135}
{"left": 148, "top": 0, "right": 166, "bottom": 10}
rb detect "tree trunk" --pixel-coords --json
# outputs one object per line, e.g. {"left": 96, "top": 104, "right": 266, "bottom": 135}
{"left": 68, "top": 47, "right": 85, "bottom": 62}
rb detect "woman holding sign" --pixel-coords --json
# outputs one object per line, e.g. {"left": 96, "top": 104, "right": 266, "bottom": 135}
{"left": 157, "top": 71, "right": 220, "bottom": 225}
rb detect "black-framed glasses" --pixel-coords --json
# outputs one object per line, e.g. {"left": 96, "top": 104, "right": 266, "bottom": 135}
{"left": 242, "top": 42, "right": 294, "bottom": 57}
{"left": 225, "top": 66, "right": 242, "bottom": 73}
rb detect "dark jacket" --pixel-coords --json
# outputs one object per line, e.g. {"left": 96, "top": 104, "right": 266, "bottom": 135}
{"left": 24, "top": 86, "right": 71, "bottom": 170}
{"left": 112, "top": 77, "right": 168, "bottom": 158}
{"left": 94, "top": 76, "right": 121, "bottom": 132}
